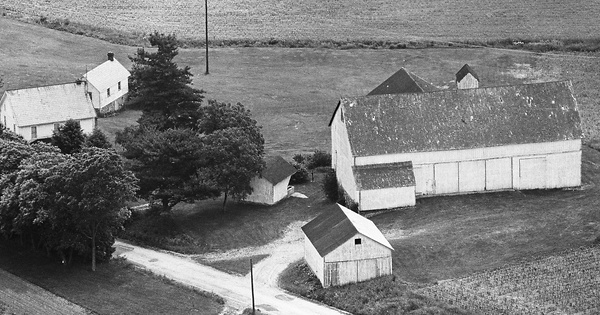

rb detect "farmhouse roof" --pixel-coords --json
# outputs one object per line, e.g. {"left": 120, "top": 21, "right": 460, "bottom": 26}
{"left": 84, "top": 57, "right": 130, "bottom": 91}
{"left": 368, "top": 68, "right": 439, "bottom": 96}
{"left": 456, "top": 64, "right": 479, "bottom": 82}
{"left": 1, "top": 82, "right": 97, "bottom": 127}
{"left": 341, "top": 80, "right": 582, "bottom": 157}
{"left": 353, "top": 161, "right": 415, "bottom": 190}
{"left": 261, "top": 156, "right": 297, "bottom": 184}
{"left": 301, "top": 204, "right": 393, "bottom": 257}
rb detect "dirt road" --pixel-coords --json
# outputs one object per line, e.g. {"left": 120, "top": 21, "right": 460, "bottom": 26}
{"left": 114, "top": 240, "right": 347, "bottom": 315}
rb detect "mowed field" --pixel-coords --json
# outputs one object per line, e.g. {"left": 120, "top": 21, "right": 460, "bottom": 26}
{"left": 2, "top": 0, "right": 600, "bottom": 42}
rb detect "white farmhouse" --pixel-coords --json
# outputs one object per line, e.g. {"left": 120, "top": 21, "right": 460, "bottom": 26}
{"left": 302, "top": 203, "right": 393, "bottom": 288}
{"left": 243, "top": 156, "right": 297, "bottom": 205}
{"left": 84, "top": 52, "right": 130, "bottom": 114}
{"left": 330, "top": 79, "right": 582, "bottom": 211}
{"left": 0, "top": 82, "right": 97, "bottom": 141}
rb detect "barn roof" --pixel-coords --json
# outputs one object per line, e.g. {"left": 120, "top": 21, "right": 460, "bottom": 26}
{"left": 456, "top": 64, "right": 479, "bottom": 82}
{"left": 301, "top": 204, "right": 393, "bottom": 257}
{"left": 368, "top": 68, "right": 439, "bottom": 96}
{"left": 341, "top": 81, "right": 582, "bottom": 157}
{"left": 261, "top": 156, "right": 297, "bottom": 184}
{"left": 1, "top": 83, "right": 97, "bottom": 127}
{"left": 353, "top": 161, "right": 415, "bottom": 190}
{"left": 84, "top": 58, "right": 130, "bottom": 91}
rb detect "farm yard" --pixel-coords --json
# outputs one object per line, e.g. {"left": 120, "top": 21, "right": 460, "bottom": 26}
{"left": 2, "top": 0, "right": 600, "bottom": 43}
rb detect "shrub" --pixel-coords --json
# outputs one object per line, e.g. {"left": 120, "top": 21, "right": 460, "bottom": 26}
{"left": 290, "top": 163, "right": 310, "bottom": 184}
{"left": 322, "top": 168, "right": 339, "bottom": 202}
{"left": 306, "top": 150, "right": 331, "bottom": 169}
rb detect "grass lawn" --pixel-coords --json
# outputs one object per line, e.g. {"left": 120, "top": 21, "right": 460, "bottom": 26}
{"left": 198, "top": 254, "right": 270, "bottom": 276}
{"left": 0, "top": 240, "right": 224, "bottom": 315}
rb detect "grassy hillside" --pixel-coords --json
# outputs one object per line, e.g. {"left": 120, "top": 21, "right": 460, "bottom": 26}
{"left": 2, "top": 0, "right": 600, "bottom": 43}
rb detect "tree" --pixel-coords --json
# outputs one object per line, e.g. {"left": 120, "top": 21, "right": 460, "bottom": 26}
{"left": 322, "top": 168, "right": 340, "bottom": 202}
{"left": 51, "top": 119, "right": 85, "bottom": 154}
{"left": 85, "top": 128, "right": 112, "bottom": 149}
{"left": 0, "top": 124, "right": 26, "bottom": 144}
{"left": 116, "top": 126, "right": 217, "bottom": 213}
{"left": 196, "top": 101, "right": 265, "bottom": 211}
{"left": 128, "top": 32, "right": 204, "bottom": 130}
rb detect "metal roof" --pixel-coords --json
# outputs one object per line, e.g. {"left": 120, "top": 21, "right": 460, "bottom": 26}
{"left": 368, "top": 68, "right": 439, "bottom": 96}
{"left": 84, "top": 58, "right": 131, "bottom": 91}
{"left": 341, "top": 81, "right": 582, "bottom": 157}
{"left": 353, "top": 161, "right": 415, "bottom": 190}
{"left": 301, "top": 204, "right": 393, "bottom": 257}
{"left": 1, "top": 83, "right": 97, "bottom": 127}
{"left": 261, "top": 156, "right": 297, "bottom": 184}
{"left": 456, "top": 64, "right": 479, "bottom": 82}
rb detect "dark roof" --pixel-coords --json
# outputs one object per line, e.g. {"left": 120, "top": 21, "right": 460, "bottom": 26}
{"left": 368, "top": 68, "right": 439, "bottom": 96}
{"left": 261, "top": 156, "right": 297, "bottom": 184}
{"left": 341, "top": 81, "right": 582, "bottom": 157}
{"left": 456, "top": 64, "right": 479, "bottom": 82}
{"left": 301, "top": 204, "right": 393, "bottom": 257}
{"left": 353, "top": 162, "right": 415, "bottom": 190}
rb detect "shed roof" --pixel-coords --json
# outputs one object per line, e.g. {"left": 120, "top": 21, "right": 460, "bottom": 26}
{"left": 353, "top": 161, "right": 415, "bottom": 190}
{"left": 341, "top": 81, "right": 582, "bottom": 157}
{"left": 368, "top": 68, "right": 439, "bottom": 96}
{"left": 456, "top": 64, "right": 479, "bottom": 82}
{"left": 261, "top": 156, "right": 297, "bottom": 184}
{"left": 84, "top": 58, "right": 130, "bottom": 91}
{"left": 1, "top": 83, "right": 97, "bottom": 127}
{"left": 301, "top": 204, "right": 393, "bottom": 257}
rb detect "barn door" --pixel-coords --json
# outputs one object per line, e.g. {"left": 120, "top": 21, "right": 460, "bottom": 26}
{"left": 518, "top": 157, "right": 547, "bottom": 190}
{"left": 434, "top": 163, "right": 459, "bottom": 194}
{"left": 413, "top": 164, "right": 434, "bottom": 195}
{"left": 324, "top": 263, "right": 339, "bottom": 287}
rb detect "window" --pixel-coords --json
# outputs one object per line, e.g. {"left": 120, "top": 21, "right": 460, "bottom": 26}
{"left": 354, "top": 238, "right": 362, "bottom": 245}
{"left": 118, "top": 81, "right": 122, "bottom": 91}
{"left": 340, "top": 109, "right": 344, "bottom": 122}
{"left": 31, "top": 126, "right": 37, "bottom": 139}
{"left": 54, "top": 123, "right": 60, "bottom": 131}
{"left": 107, "top": 88, "right": 111, "bottom": 97}
{"left": 88, "top": 92, "right": 93, "bottom": 101}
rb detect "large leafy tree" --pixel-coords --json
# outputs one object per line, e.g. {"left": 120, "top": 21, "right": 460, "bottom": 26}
{"left": 128, "top": 32, "right": 204, "bottom": 130}
{"left": 51, "top": 119, "right": 85, "bottom": 154}
{"left": 116, "top": 126, "right": 217, "bottom": 213}
{"left": 196, "top": 101, "right": 265, "bottom": 211}
{"left": 85, "top": 128, "right": 112, "bottom": 149}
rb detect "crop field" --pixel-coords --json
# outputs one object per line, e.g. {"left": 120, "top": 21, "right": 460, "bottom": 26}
{"left": 2, "top": 0, "right": 600, "bottom": 42}
{"left": 416, "top": 246, "right": 600, "bottom": 314}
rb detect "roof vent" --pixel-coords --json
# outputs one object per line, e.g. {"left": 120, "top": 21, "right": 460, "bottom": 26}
{"left": 107, "top": 52, "right": 115, "bottom": 61}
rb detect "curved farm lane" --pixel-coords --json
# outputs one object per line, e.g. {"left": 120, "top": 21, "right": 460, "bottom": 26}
{"left": 0, "top": 268, "right": 90, "bottom": 315}
{"left": 114, "top": 240, "right": 348, "bottom": 315}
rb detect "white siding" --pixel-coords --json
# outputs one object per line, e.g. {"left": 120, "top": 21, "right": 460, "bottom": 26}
{"left": 414, "top": 164, "right": 435, "bottom": 195}
{"left": 19, "top": 118, "right": 95, "bottom": 141}
{"left": 459, "top": 160, "right": 486, "bottom": 192}
{"left": 325, "top": 233, "right": 391, "bottom": 263}
{"left": 244, "top": 177, "right": 273, "bottom": 204}
{"left": 272, "top": 176, "right": 291, "bottom": 203}
{"left": 331, "top": 106, "right": 358, "bottom": 201}
{"left": 0, "top": 97, "right": 16, "bottom": 132}
{"left": 434, "top": 162, "right": 459, "bottom": 194}
{"left": 359, "top": 186, "right": 415, "bottom": 211}
{"left": 87, "top": 77, "right": 128, "bottom": 112}
{"left": 457, "top": 73, "right": 479, "bottom": 89}
{"left": 485, "top": 158, "right": 512, "bottom": 190}
{"left": 304, "top": 235, "right": 324, "bottom": 285}
{"left": 516, "top": 156, "right": 546, "bottom": 190}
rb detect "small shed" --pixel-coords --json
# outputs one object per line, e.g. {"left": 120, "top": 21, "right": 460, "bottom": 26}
{"left": 0, "top": 82, "right": 97, "bottom": 141}
{"left": 84, "top": 52, "right": 131, "bottom": 113}
{"left": 352, "top": 162, "right": 416, "bottom": 210}
{"left": 456, "top": 64, "right": 479, "bottom": 89}
{"left": 302, "top": 204, "right": 393, "bottom": 288}
{"left": 243, "top": 156, "right": 297, "bottom": 205}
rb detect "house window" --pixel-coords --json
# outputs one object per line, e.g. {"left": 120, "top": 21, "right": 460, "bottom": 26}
{"left": 355, "top": 238, "right": 362, "bottom": 245}
{"left": 340, "top": 109, "right": 344, "bottom": 122}
{"left": 31, "top": 126, "right": 37, "bottom": 139}
{"left": 118, "top": 81, "right": 122, "bottom": 91}
{"left": 107, "top": 88, "right": 111, "bottom": 97}
{"left": 54, "top": 123, "right": 60, "bottom": 131}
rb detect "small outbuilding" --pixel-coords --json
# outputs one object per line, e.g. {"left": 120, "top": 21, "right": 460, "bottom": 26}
{"left": 243, "top": 156, "right": 297, "bottom": 205}
{"left": 301, "top": 204, "right": 393, "bottom": 288}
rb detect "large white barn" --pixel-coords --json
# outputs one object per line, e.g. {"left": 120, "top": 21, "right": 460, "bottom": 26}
{"left": 0, "top": 82, "right": 97, "bottom": 141}
{"left": 84, "top": 52, "right": 130, "bottom": 114}
{"left": 301, "top": 204, "right": 393, "bottom": 288}
{"left": 330, "top": 80, "right": 582, "bottom": 211}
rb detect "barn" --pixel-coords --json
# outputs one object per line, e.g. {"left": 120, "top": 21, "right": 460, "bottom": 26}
{"left": 83, "top": 52, "right": 131, "bottom": 114}
{"left": 0, "top": 82, "right": 97, "bottom": 141}
{"left": 330, "top": 79, "right": 582, "bottom": 211}
{"left": 302, "top": 203, "right": 393, "bottom": 288}
{"left": 243, "top": 156, "right": 297, "bottom": 205}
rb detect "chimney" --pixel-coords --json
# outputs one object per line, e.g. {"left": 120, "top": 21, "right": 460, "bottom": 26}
{"left": 456, "top": 64, "right": 479, "bottom": 89}
{"left": 107, "top": 52, "right": 115, "bottom": 61}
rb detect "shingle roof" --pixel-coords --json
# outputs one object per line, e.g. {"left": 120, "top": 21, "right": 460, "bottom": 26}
{"left": 368, "top": 68, "right": 439, "bottom": 96}
{"left": 84, "top": 58, "right": 130, "bottom": 91}
{"left": 353, "top": 161, "right": 415, "bottom": 190}
{"left": 301, "top": 204, "right": 393, "bottom": 257}
{"left": 261, "top": 156, "right": 297, "bottom": 184}
{"left": 1, "top": 83, "right": 97, "bottom": 127}
{"left": 342, "top": 81, "right": 582, "bottom": 157}
{"left": 456, "top": 64, "right": 479, "bottom": 82}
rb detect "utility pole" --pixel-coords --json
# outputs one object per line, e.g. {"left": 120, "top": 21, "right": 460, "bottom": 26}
{"left": 250, "top": 259, "right": 255, "bottom": 314}
{"left": 204, "top": 0, "right": 209, "bottom": 75}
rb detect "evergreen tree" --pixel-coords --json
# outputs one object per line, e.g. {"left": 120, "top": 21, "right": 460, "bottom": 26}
{"left": 51, "top": 119, "right": 85, "bottom": 154}
{"left": 85, "top": 128, "right": 112, "bottom": 149}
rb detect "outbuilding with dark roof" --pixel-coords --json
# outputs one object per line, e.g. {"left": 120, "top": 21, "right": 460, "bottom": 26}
{"left": 243, "top": 156, "right": 297, "bottom": 205}
{"left": 301, "top": 204, "right": 393, "bottom": 287}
